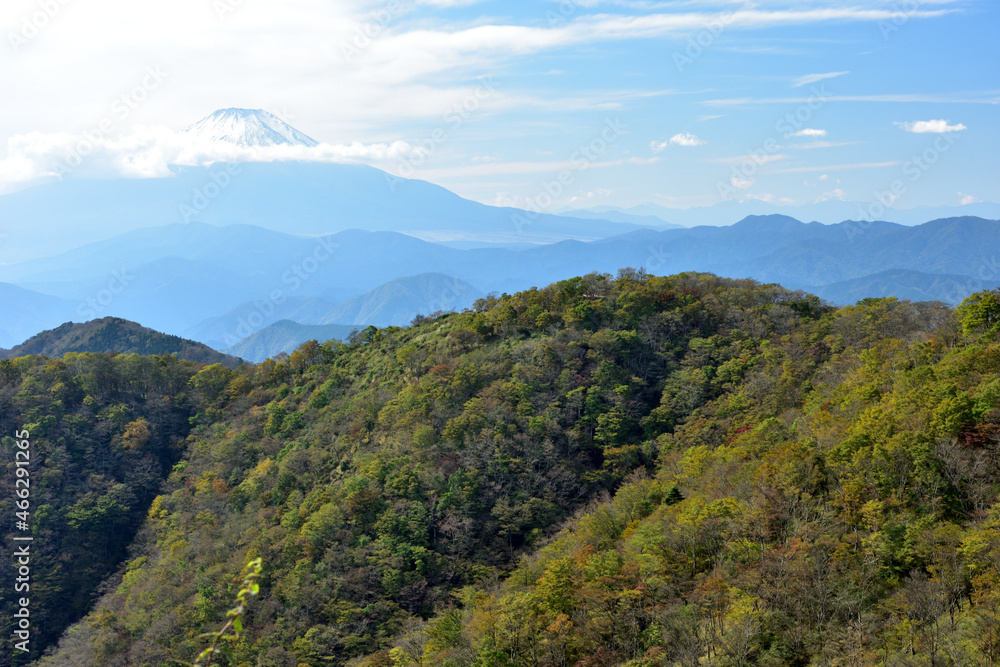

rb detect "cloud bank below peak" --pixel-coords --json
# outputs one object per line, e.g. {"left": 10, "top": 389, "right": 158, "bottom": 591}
{"left": 0, "top": 126, "right": 419, "bottom": 194}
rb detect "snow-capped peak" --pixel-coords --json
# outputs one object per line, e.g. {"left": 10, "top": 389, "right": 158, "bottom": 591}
{"left": 183, "top": 108, "right": 319, "bottom": 148}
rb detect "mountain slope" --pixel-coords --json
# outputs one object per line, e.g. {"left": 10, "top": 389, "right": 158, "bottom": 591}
{"left": 30, "top": 272, "right": 832, "bottom": 666}
{"left": 222, "top": 320, "right": 358, "bottom": 362}
{"left": 182, "top": 108, "right": 319, "bottom": 147}
{"left": 319, "top": 272, "right": 484, "bottom": 326}
{"left": 407, "top": 293, "right": 1000, "bottom": 667}
{"left": 32, "top": 274, "right": 1000, "bottom": 666}
{"left": 0, "top": 317, "right": 243, "bottom": 367}
{"left": 0, "top": 352, "right": 209, "bottom": 662}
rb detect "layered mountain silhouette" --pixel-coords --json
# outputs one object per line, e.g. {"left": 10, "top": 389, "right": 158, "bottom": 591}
{"left": 1, "top": 110, "right": 997, "bottom": 359}
{"left": 2, "top": 215, "right": 998, "bottom": 355}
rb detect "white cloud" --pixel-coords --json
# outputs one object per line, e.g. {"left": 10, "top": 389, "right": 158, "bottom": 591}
{"left": 731, "top": 175, "right": 753, "bottom": 190}
{"left": 669, "top": 132, "right": 705, "bottom": 147}
{"left": 896, "top": 119, "right": 967, "bottom": 133}
{"left": 0, "top": 127, "right": 420, "bottom": 193}
{"left": 0, "top": 3, "right": 961, "bottom": 140}
{"left": 791, "top": 128, "right": 827, "bottom": 137}
{"left": 814, "top": 188, "right": 846, "bottom": 202}
{"left": 793, "top": 71, "right": 848, "bottom": 87}
{"left": 746, "top": 193, "right": 796, "bottom": 205}
{"left": 361, "top": 10, "right": 949, "bottom": 86}
{"left": 490, "top": 191, "right": 523, "bottom": 208}
{"left": 958, "top": 192, "right": 982, "bottom": 205}
{"left": 651, "top": 132, "right": 705, "bottom": 152}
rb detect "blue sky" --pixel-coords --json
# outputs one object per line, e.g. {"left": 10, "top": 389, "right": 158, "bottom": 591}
{"left": 0, "top": 0, "right": 996, "bottom": 211}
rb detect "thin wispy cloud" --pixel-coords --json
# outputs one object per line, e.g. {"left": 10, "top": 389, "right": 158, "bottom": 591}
{"left": 711, "top": 153, "right": 787, "bottom": 166}
{"left": 411, "top": 157, "right": 658, "bottom": 180}
{"left": 705, "top": 92, "right": 1000, "bottom": 105}
{"left": 793, "top": 71, "right": 848, "bottom": 87}
{"left": 771, "top": 161, "right": 900, "bottom": 174}
{"left": 791, "top": 141, "right": 856, "bottom": 149}
{"left": 791, "top": 128, "right": 827, "bottom": 137}
{"left": 350, "top": 8, "right": 957, "bottom": 88}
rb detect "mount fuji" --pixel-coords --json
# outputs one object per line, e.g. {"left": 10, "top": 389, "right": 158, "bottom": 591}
{"left": 0, "top": 104, "right": 648, "bottom": 259}
{"left": 182, "top": 108, "right": 319, "bottom": 148}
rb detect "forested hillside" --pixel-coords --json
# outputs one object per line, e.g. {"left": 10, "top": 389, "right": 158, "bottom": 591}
{"left": 0, "top": 352, "right": 218, "bottom": 662}
{"left": 0, "top": 318, "right": 243, "bottom": 367}
{"left": 7, "top": 272, "right": 999, "bottom": 666}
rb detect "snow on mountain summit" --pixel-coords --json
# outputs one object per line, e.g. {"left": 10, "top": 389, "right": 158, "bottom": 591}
{"left": 183, "top": 108, "right": 319, "bottom": 148}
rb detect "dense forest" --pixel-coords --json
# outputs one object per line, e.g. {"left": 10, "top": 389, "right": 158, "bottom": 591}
{"left": 0, "top": 352, "right": 208, "bottom": 660}
{"left": 3, "top": 271, "right": 999, "bottom": 666}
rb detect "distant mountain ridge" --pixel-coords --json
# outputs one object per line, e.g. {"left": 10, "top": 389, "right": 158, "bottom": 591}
{"left": 561, "top": 199, "right": 1000, "bottom": 227}
{"left": 811, "top": 269, "right": 1000, "bottom": 306}
{"left": 0, "top": 162, "right": 644, "bottom": 260}
{"left": 0, "top": 282, "right": 75, "bottom": 349}
{"left": 319, "top": 273, "right": 484, "bottom": 327}
{"left": 0, "top": 317, "right": 243, "bottom": 367}
{"left": 183, "top": 295, "right": 346, "bottom": 350}
{"left": 222, "top": 320, "right": 358, "bottom": 363}
{"left": 3, "top": 216, "right": 999, "bottom": 352}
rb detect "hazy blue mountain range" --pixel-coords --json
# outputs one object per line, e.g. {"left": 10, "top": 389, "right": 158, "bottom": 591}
{"left": 184, "top": 274, "right": 481, "bottom": 353}
{"left": 222, "top": 320, "right": 357, "bottom": 363}
{"left": 0, "top": 162, "right": 643, "bottom": 260}
{"left": 0, "top": 282, "right": 75, "bottom": 348}
{"left": 318, "top": 273, "right": 484, "bottom": 327}
{"left": 2, "top": 214, "right": 998, "bottom": 356}
{"left": 0, "top": 317, "right": 243, "bottom": 367}
{"left": 182, "top": 296, "right": 345, "bottom": 350}
{"left": 811, "top": 269, "right": 1000, "bottom": 306}
{"left": 561, "top": 199, "right": 1000, "bottom": 227}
